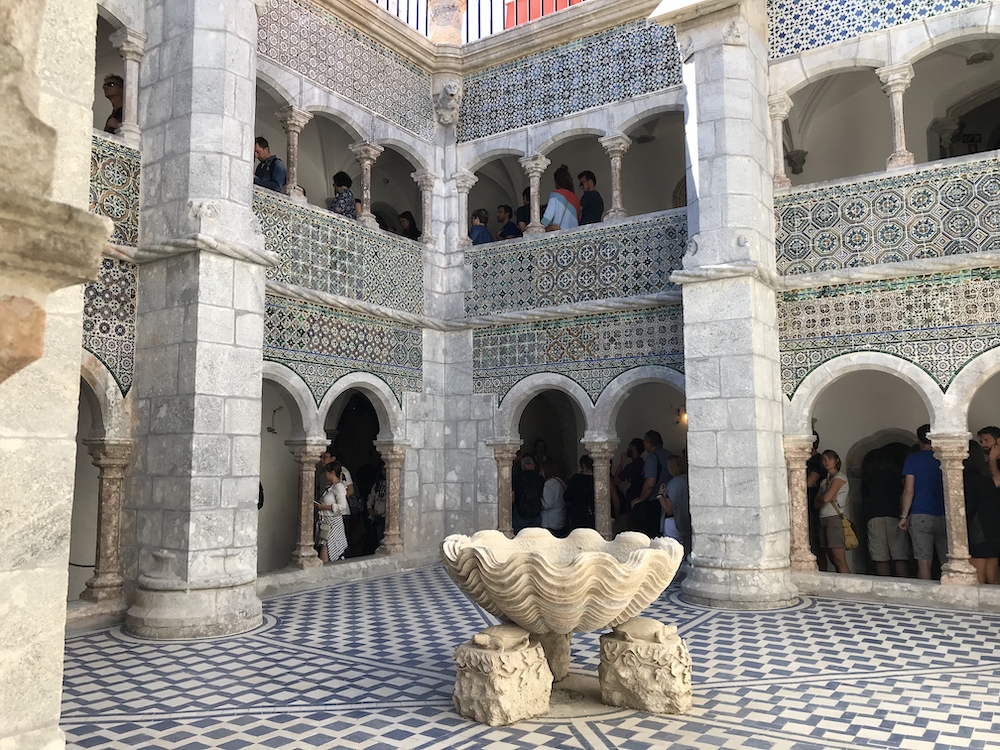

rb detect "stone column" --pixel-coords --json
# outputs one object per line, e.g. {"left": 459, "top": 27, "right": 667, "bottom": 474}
{"left": 519, "top": 154, "right": 551, "bottom": 235}
{"left": 428, "top": 0, "right": 467, "bottom": 44}
{"left": 768, "top": 93, "right": 793, "bottom": 188}
{"left": 930, "top": 433, "right": 977, "bottom": 586}
{"left": 783, "top": 435, "right": 817, "bottom": 572}
{"left": 935, "top": 117, "right": 962, "bottom": 160}
{"left": 454, "top": 170, "right": 478, "bottom": 248}
{"left": 109, "top": 27, "right": 145, "bottom": 147}
{"left": 654, "top": 0, "right": 796, "bottom": 609}
{"left": 350, "top": 141, "right": 384, "bottom": 228}
{"left": 490, "top": 441, "right": 520, "bottom": 537}
{"left": 80, "top": 439, "right": 133, "bottom": 601}
{"left": 584, "top": 440, "right": 617, "bottom": 540}
{"left": 598, "top": 134, "right": 631, "bottom": 220}
{"left": 286, "top": 440, "right": 327, "bottom": 569}
{"left": 376, "top": 441, "right": 408, "bottom": 554}
{"left": 276, "top": 106, "right": 313, "bottom": 201}
{"left": 412, "top": 169, "right": 437, "bottom": 245}
{"left": 877, "top": 63, "right": 915, "bottom": 169}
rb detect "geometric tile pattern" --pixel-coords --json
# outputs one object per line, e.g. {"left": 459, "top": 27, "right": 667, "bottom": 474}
{"left": 63, "top": 566, "right": 1000, "bottom": 750}
{"left": 465, "top": 212, "right": 687, "bottom": 317}
{"left": 775, "top": 154, "right": 1000, "bottom": 275}
{"left": 82, "top": 258, "right": 139, "bottom": 397}
{"left": 767, "top": 0, "right": 991, "bottom": 58}
{"left": 254, "top": 189, "right": 425, "bottom": 315}
{"left": 458, "top": 21, "right": 682, "bottom": 142}
{"left": 89, "top": 135, "right": 141, "bottom": 247}
{"left": 263, "top": 293, "right": 422, "bottom": 405}
{"left": 258, "top": 0, "right": 435, "bottom": 140}
{"left": 473, "top": 306, "right": 684, "bottom": 402}
{"left": 778, "top": 267, "right": 1000, "bottom": 396}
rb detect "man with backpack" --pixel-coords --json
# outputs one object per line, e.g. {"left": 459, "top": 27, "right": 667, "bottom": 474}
{"left": 513, "top": 455, "right": 545, "bottom": 532}
{"left": 253, "top": 136, "right": 286, "bottom": 192}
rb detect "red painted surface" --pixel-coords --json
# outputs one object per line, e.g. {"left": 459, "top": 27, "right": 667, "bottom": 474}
{"left": 504, "top": 0, "right": 586, "bottom": 28}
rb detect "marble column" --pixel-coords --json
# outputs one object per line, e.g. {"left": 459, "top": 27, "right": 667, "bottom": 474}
{"left": 598, "top": 134, "right": 631, "bottom": 220}
{"left": 80, "top": 439, "right": 133, "bottom": 601}
{"left": 931, "top": 433, "right": 977, "bottom": 586}
{"left": 454, "top": 170, "right": 478, "bottom": 248}
{"left": 783, "top": 435, "right": 818, "bottom": 572}
{"left": 276, "top": 106, "right": 313, "bottom": 201}
{"left": 584, "top": 440, "right": 617, "bottom": 540}
{"left": 519, "top": 154, "right": 551, "bottom": 235}
{"left": 654, "top": 0, "right": 796, "bottom": 609}
{"left": 286, "top": 440, "right": 327, "bottom": 569}
{"left": 768, "top": 93, "right": 793, "bottom": 189}
{"left": 490, "top": 441, "right": 520, "bottom": 537}
{"left": 109, "top": 27, "right": 145, "bottom": 147}
{"left": 877, "top": 63, "right": 915, "bottom": 169}
{"left": 350, "top": 141, "right": 384, "bottom": 228}
{"left": 376, "top": 441, "right": 408, "bottom": 554}
{"left": 412, "top": 169, "right": 437, "bottom": 245}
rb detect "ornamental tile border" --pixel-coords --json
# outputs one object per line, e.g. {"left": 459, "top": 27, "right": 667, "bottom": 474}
{"left": 473, "top": 306, "right": 684, "bottom": 403}
{"left": 83, "top": 258, "right": 139, "bottom": 397}
{"left": 258, "top": 0, "right": 435, "bottom": 140}
{"left": 264, "top": 294, "right": 422, "bottom": 406}
{"left": 254, "top": 189, "right": 425, "bottom": 315}
{"left": 465, "top": 211, "right": 687, "bottom": 316}
{"left": 458, "top": 21, "right": 682, "bottom": 142}
{"left": 775, "top": 155, "right": 1000, "bottom": 276}
{"left": 778, "top": 267, "right": 1000, "bottom": 397}
{"left": 767, "top": 0, "right": 991, "bottom": 58}
{"left": 89, "top": 135, "right": 141, "bottom": 248}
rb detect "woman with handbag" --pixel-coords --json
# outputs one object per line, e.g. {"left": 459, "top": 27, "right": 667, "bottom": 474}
{"left": 314, "top": 461, "right": 350, "bottom": 562}
{"left": 816, "top": 450, "right": 851, "bottom": 573}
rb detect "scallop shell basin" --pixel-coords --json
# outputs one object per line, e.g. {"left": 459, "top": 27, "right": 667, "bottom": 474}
{"left": 440, "top": 528, "right": 684, "bottom": 634}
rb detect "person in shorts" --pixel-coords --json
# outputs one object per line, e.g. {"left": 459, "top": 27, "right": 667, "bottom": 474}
{"left": 899, "top": 424, "right": 947, "bottom": 579}
{"left": 863, "top": 444, "right": 911, "bottom": 577}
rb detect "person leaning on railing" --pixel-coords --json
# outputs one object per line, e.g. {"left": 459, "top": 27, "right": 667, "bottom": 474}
{"left": 329, "top": 171, "right": 356, "bottom": 219}
{"left": 253, "top": 136, "right": 286, "bottom": 192}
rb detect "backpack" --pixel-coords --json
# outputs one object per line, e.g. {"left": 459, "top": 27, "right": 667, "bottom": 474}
{"left": 517, "top": 473, "right": 544, "bottom": 519}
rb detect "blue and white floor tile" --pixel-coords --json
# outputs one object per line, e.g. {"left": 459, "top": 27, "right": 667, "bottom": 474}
{"left": 63, "top": 566, "right": 1000, "bottom": 749}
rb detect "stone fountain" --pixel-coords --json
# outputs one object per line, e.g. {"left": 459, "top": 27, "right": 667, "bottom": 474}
{"left": 441, "top": 528, "right": 691, "bottom": 725}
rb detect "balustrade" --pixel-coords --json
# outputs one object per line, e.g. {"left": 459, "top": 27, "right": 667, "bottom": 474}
{"left": 368, "top": 0, "right": 591, "bottom": 41}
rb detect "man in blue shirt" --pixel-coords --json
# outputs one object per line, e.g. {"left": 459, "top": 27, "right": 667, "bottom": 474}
{"left": 253, "top": 137, "right": 286, "bottom": 192}
{"left": 578, "top": 170, "right": 604, "bottom": 225}
{"left": 469, "top": 208, "right": 492, "bottom": 245}
{"left": 631, "top": 430, "right": 671, "bottom": 537}
{"left": 899, "top": 424, "right": 946, "bottom": 579}
{"left": 495, "top": 204, "right": 522, "bottom": 240}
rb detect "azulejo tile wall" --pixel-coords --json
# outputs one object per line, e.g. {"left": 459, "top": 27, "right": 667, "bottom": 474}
{"left": 258, "top": 0, "right": 435, "bottom": 140}
{"left": 253, "top": 189, "right": 425, "bottom": 315}
{"left": 775, "top": 154, "right": 1000, "bottom": 275}
{"left": 83, "top": 258, "right": 138, "bottom": 396}
{"left": 778, "top": 267, "right": 1000, "bottom": 396}
{"left": 474, "top": 306, "right": 684, "bottom": 402}
{"left": 465, "top": 211, "right": 687, "bottom": 316}
{"left": 767, "top": 0, "right": 991, "bottom": 58}
{"left": 458, "top": 21, "right": 682, "bottom": 142}
{"left": 264, "top": 294, "right": 422, "bottom": 405}
{"left": 90, "top": 135, "right": 141, "bottom": 247}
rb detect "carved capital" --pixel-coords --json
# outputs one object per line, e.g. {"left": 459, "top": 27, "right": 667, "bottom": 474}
{"left": 350, "top": 141, "right": 384, "bottom": 165}
{"left": 518, "top": 154, "right": 551, "bottom": 178}
{"left": 411, "top": 169, "right": 438, "bottom": 192}
{"left": 285, "top": 438, "right": 329, "bottom": 464}
{"left": 599, "top": 133, "right": 632, "bottom": 158}
{"left": 83, "top": 439, "right": 134, "bottom": 470}
{"left": 109, "top": 27, "right": 146, "bottom": 60}
{"left": 928, "top": 432, "right": 972, "bottom": 463}
{"left": 276, "top": 106, "right": 313, "bottom": 134}
{"left": 583, "top": 440, "right": 617, "bottom": 462}
{"left": 768, "top": 92, "right": 793, "bottom": 122}
{"left": 488, "top": 440, "right": 521, "bottom": 464}
{"left": 877, "top": 63, "right": 914, "bottom": 95}
{"left": 454, "top": 170, "right": 479, "bottom": 193}
{"left": 782, "top": 434, "right": 814, "bottom": 464}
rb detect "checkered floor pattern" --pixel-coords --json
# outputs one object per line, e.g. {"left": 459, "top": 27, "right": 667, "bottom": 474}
{"left": 63, "top": 566, "right": 1000, "bottom": 749}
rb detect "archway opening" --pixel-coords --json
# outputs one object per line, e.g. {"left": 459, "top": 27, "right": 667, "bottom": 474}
{"left": 468, "top": 155, "right": 528, "bottom": 237}
{"left": 92, "top": 15, "right": 124, "bottom": 133}
{"left": 69, "top": 379, "right": 102, "bottom": 601}
{"left": 968, "top": 367, "right": 1000, "bottom": 436}
{"left": 622, "top": 111, "right": 686, "bottom": 214}
{"left": 258, "top": 380, "right": 301, "bottom": 573}
{"left": 371, "top": 145, "right": 423, "bottom": 236}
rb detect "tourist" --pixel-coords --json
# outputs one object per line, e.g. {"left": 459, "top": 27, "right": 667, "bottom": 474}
{"left": 253, "top": 136, "right": 286, "bottom": 192}
{"left": 564, "top": 455, "right": 595, "bottom": 531}
{"left": 315, "top": 449, "right": 333, "bottom": 501}
{"left": 963, "top": 439, "right": 1000, "bottom": 584}
{"left": 513, "top": 455, "right": 544, "bottom": 531}
{"left": 806, "top": 432, "right": 827, "bottom": 569}
{"left": 862, "top": 444, "right": 910, "bottom": 577}
{"left": 899, "top": 424, "right": 947, "bottom": 580}
{"left": 516, "top": 187, "right": 531, "bottom": 233}
{"left": 365, "top": 462, "right": 387, "bottom": 554}
{"left": 977, "top": 426, "right": 1000, "bottom": 486}
{"left": 577, "top": 170, "right": 604, "bottom": 225}
{"left": 541, "top": 164, "right": 581, "bottom": 231}
{"left": 533, "top": 439, "right": 550, "bottom": 467}
{"left": 495, "top": 205, "right": 522, "bottom": 240}
{"left": 540, "top": 459, "right": 568, "bottom": 537}
{"left": 102, "top": 74, "right": 124, "bottom": 134}
{"left": 658, "top": 455, "right": 690, "bottom": 554}
{"left": 816, "top": 449, "right": 850, "bottom": 574}
{"left": 399, "top": 210, "right": 422, "bottom": 241}
{"left": 632, "top": 430, "right": 670, "bottom": 537}
{"left": 611, "top": 438, "right": 645, "bottom": 531}
{"left": 329, "top": 172, "right": 356, "bottom": 218}
{"left": 315, "top": 461, "right": 350, "bottom": 562}
{"left": 469, "top": 208, "right": 492, "bottom": 245}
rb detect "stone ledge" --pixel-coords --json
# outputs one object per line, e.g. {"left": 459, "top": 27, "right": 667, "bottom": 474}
{"left": 65, "top": 597, "right": 127, "bottom": 634}
{"left": 793, "top": 571, "right": 1000, "bottom": 613}
{"left": 257, "top": 550, "right": 442, "bottom": 599}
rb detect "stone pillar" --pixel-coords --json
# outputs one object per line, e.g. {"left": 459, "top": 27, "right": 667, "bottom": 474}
{"left": 877, "top": 63, "right": 915, "bottom": 169}
{"left": 412, "top": 169, "right": 437, "bottom": 245}
{"left": 109, "top": 27, "right": 145, "bottom": 147}
{"left": 376, "top": 441, "right": 408, "bottom": 554}
{"left": 126, "top": 0, "right": 273, "bottom": 639}
{"left": 428, "top": 0, "right": 467, "bottom": 45}
{"left": 350, "top": 141, "right": 384, "bottom": 228}
{"left": 519, "top": 154, "right": 551, "bottom": 235}
{"left": 286, "top": 440, "right": 327, "bottom": 569}
{"left": 489, "top": 441, "right": 520, "bottom": 537}
{"left": 454, "top": 170, "right": 478, "bottom": 248}
{"left": 930, "top": 433, "right": 977, "bottom": 586}
{"left": 80, "top": 439, "right": 133, "bottom": 601}
{"left": 599, "top": 134, "right": 631, "bottom": 219}
{"left": 655, "top": 0, "right": 796, "bottom": 609}
{"left": 783, "top": 435, "right": 817, "bottom": 572}
{"left": 584, "top": 440, "right": 617, "bottom": 540}
{"left": 768, "top": 93, "right": 793, "bottom": 188}
{"left": 935, "top": 117, "right": 962, "bottom": 160}
{"left": 276, "top": 106, "right": 313, "bottom": 201}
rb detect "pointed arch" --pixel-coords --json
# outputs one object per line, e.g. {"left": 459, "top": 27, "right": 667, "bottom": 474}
{"left": 80, "top": 352, "right": 131, "bottom": 441}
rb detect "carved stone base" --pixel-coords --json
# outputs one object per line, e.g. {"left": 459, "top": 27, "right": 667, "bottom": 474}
{"left": 453, "top": 625, "right": 553, "bottom": 726}
{"left": 536, "top": 631, "right": 572, "bottom": 682}
{"left": 598, "top": 617, "right": 692, "bottom": 715}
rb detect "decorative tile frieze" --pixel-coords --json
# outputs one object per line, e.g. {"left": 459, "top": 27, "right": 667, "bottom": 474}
{"left": 778, "top": 268, "right": 1000, "bottom": 397}
{"left": 775, "top": 155, "right": 1000, "bottom": 276}
{"left": 89, "top": 135, "right": 141, "bottom": 247}
{"left": 458, "top": 21, "right": 682, "bottom": 142}
{"left": 253, "top": 189, "right": 425, "bottom": 315}
{"left": 465, "top": 211, "right": 687, "bottom": 317}
{"left": 258, "top": 0, "right": 435, "bottom": 139}
{"left": 264, "top": 294, "right": 422, "bottom": 405}
{"left": 767, "top": 0, "right": 992, "bottom": 58}
{"left": 83, "top": 258, "right": 138, "bottom": 397}
{"left": 473, "top": 307, "right": 684, "bottom": 403}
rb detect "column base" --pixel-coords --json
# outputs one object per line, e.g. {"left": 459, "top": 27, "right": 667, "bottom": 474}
{"left": 681, "top": 564, "right": 797, "bottom": 610}
{"left": 289, "top": 546, "right": 323, "bottom": 569}
{"left": 790, "top": 551, "right": 819, "bottom": 573}
{"left": 941, "top": 559, "right": 977, "bottom": 586}
{"left": 360, "top": 213, "right": 379, "bottom": 229}
{"left": 773, "top": 174, "right": 791, "bottom": 189}
{"left": 125, "top": 580, "right": 262, "bottom": 639}
{"left": 379, "top": 534, "right": 404, "bottom": 554}
{"left": 603, "top": 208, "right": 627, "bottom": 220}
{"left": 80, "top": 574, "right": 124, "bottom": 602}
{"left": 116, "top": 122, "right": 141, "bottom": 148}
{"left": 886, "top": 150, "right": 915, "bottom": 168}
{"left": 523, "top": 222, "right": 545, "bottom": 235}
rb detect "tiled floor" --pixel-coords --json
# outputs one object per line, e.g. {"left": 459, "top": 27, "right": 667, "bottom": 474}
{"left": 62, "top": 566, "right": 1000, "bottom": 749}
